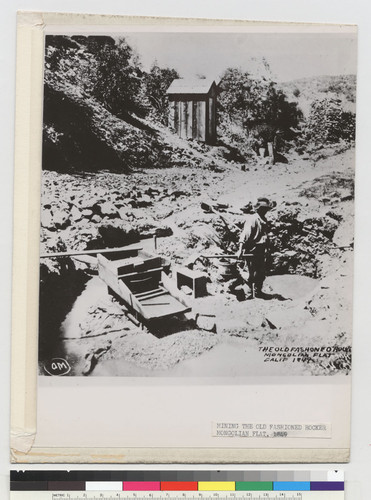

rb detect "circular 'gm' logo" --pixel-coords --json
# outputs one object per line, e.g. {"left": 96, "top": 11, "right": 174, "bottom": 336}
{"left": 44, "top": 358, "right": 71, "bottom": 376}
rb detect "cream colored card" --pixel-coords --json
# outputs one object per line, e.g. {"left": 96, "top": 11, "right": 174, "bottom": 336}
{"left": 11, "top": 11, "right": 356, "bottom": 463}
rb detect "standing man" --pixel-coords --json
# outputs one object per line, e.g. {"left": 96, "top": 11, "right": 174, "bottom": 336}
{"left": 237, "top": 197, "right": 276, "bottom": 298}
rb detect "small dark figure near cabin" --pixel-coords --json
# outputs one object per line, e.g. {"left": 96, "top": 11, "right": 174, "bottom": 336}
{"left": 237, "top": 197, "right": 276, "bottom": 299}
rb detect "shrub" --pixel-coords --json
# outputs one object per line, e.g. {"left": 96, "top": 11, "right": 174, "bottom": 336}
{"left": 305, "top": 98, "right": 356, "bottom": 145}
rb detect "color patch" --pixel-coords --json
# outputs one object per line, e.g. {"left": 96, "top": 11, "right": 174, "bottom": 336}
{"left": 123, "top": 482, "right": 161, "bottom": 491}
{"left": 236, "top": 481, "right": 273, "bottom": 491}
{"left": 161, "top": 482, "right": 198, "bottom": 491}
{"left": 10, "top": 481, "right": 48, "bottom": 491}
{"left": 198, "top": 482, "right": 235, "bottom": 491}
{"left": 328, "top": 471, "right": 344, "bottom": 481}
{"left": 311, "top": 481, "right": 345, "bottom": 491}
{"left": 86, "top": 482, "right": 123, "bottom": 491}
{"left": 48, "top": 481, "right": 85, "bottom": 491}
{"left": 274, "top": 482, "right": 311, "bottom": 491}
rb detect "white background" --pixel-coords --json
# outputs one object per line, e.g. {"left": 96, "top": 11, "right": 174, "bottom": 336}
{"left": 1, "top": 1, "right": 370, "bottom": 499}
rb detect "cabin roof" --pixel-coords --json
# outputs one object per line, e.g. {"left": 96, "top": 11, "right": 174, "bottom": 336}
{"left": 166, "top": 78, "right": 216, "bottom": 95}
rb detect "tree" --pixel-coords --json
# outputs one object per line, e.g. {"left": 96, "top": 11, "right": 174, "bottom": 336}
{"left": 218, "top": 67, "right": 302, "bottom": 153}
{"left": 90, "top": 37, "right": 145, "bottom": 117}
{"left": 144, "top": 63, "right": 179, "bottom": 124}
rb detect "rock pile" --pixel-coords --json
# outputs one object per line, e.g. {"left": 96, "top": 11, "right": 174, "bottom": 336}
{"left": 40, "top": 170, "right": 184, "bottom": 253}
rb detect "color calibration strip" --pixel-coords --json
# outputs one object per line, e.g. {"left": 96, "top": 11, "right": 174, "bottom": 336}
{"left": 10, "top": 471, "right": 344, "bottom": 492}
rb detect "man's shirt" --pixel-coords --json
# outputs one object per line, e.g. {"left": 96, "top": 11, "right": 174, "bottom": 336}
{"left": 239, "top": 212, "right": 268, "bottom": 250}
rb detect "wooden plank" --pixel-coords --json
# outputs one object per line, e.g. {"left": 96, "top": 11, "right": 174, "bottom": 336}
{"left": 186, "top": 101, "right": 192, "bottom": 139}
{"left": 174, "top": 100, "right": 179, "bottom": 133}
{"left": 135, "top": 287, "right": 163, "bottom": 298}
{"left": 119, "top": 267, "right": 163, "bottom": 279}
{"left": 137, "top": 290, "right": 168, "bottom": 301}
{"left": 176, "top": 267, "right": 207, "bottom": 280}
{"left": 139, "top": 294, "right": 190, "bottom": 319}
{"left": 168, "top": 100, "right": 175, "bottom": 129}
{"left": 97, "top": 255, "right": 122, "bottom": 296}
{"left": 180, "top": 101, "right": 187, "bottom": 139}
{"left": 40, "top": 246, "right": 142, "bottom": 259}
{"left": 192, "top": 101, "right": 197, "bottom": 139}
{"left": 196, "top": 101, "right": 206, "bottom": 141}
{"left": 208, "top": 96, "right": 215, "bottom": 144}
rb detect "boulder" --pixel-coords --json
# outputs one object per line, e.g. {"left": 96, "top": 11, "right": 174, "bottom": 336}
{"left": 155, "top": 226, "right": 173, "bottom": 237}
{"left": 41, "top": 210, "right": 55, "bottom": 230}
{"left": 53, "top": 210, "right": 70, "bottom": 230}
{"left": 70, "top": 205, "right": 83, "bottom": 222}
{"left": 97, "top": 202, "right": 118, "bottom": 217}
{"left": 136, "top": 199, "right": 152, "bottom": 208}
{"left": 118, "top": 207, "right": 133, "bottom": 220}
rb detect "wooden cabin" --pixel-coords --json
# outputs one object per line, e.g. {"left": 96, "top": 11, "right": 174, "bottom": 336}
{"left": 166, "top": 79, "right": 217, "bottom": 145}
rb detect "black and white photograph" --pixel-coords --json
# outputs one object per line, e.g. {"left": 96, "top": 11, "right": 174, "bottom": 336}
{"left": 38, "top": 27, "right": 356, "bottom": 378}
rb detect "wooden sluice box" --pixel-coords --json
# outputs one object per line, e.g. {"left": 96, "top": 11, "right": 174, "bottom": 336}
{"left": 97, "top": 247, "right": 191, "bottom": 324}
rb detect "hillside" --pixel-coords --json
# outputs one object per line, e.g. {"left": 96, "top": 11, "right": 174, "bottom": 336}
{"left": 43, "top": 35, "right": 242, "bottom": 174}
{"left": 43, "top": 36, "right": 356, "bottom": 173}
{"left": 279, "top": 74, "right": 356, "bottom": 117}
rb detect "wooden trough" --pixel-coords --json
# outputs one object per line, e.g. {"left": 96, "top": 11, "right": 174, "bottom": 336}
{"left": 97, "top": 247, "right": 191, "bottom": 325}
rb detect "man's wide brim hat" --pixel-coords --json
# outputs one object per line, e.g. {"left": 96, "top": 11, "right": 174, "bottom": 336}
{"left": 254, "top": 197, "right": 277, "bottom": 210}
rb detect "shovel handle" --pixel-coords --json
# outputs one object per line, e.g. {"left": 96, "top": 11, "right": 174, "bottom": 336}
{"left": 201, "top": 254, "right": 255, "bottom": 259}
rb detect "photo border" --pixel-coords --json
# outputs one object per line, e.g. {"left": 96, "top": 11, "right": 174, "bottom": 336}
{"left": 11, "top": 11, "right": 355, "bottom": 463}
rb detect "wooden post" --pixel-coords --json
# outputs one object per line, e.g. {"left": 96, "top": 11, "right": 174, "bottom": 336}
{"left": 168, "top": 100, "right": 175, "bottom": 129}
{"left": 267, "top": 142, "right": 275, "bottom": 164}
{"left": 180, "top": 101, "right": 187, "bottom": 139}
{"left": 208, "top": 96, "right": 214, "bottom": 144}
{"left": 197, "top": 101, "right": 206, "bottom": 142}
{"left": 174, "top": 101, "right": 179, "bottom": 134}
{"left": 192, "top": 101, "right": 197, "bottom": 139}
{"left": 186, "top": 101, "right": 193, "bottom": 139}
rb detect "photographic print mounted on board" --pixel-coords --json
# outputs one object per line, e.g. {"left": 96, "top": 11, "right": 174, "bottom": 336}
{"left": 11, "top": 12, "right": 356, "bottom": 463}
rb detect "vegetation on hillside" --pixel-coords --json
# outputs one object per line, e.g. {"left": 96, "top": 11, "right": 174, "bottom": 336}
{"left": 144, "top": 63, "right": 180, "bottom": 124}
{"left": 304, "top": 98, "right": 356, "bottom": 145}
{"left": 217, "top": 67, "right": 303, "bottom": 158}
{"left": 43, "top": 35, "right": 357, "bottom": 173}
{"left": 43, "top": 36, "right": 191, "bottom": 172}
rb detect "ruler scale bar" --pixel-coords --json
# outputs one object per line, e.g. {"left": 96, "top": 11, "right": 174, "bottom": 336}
{"left": 10, "top": 492, "right": 345, "bottom": 500}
